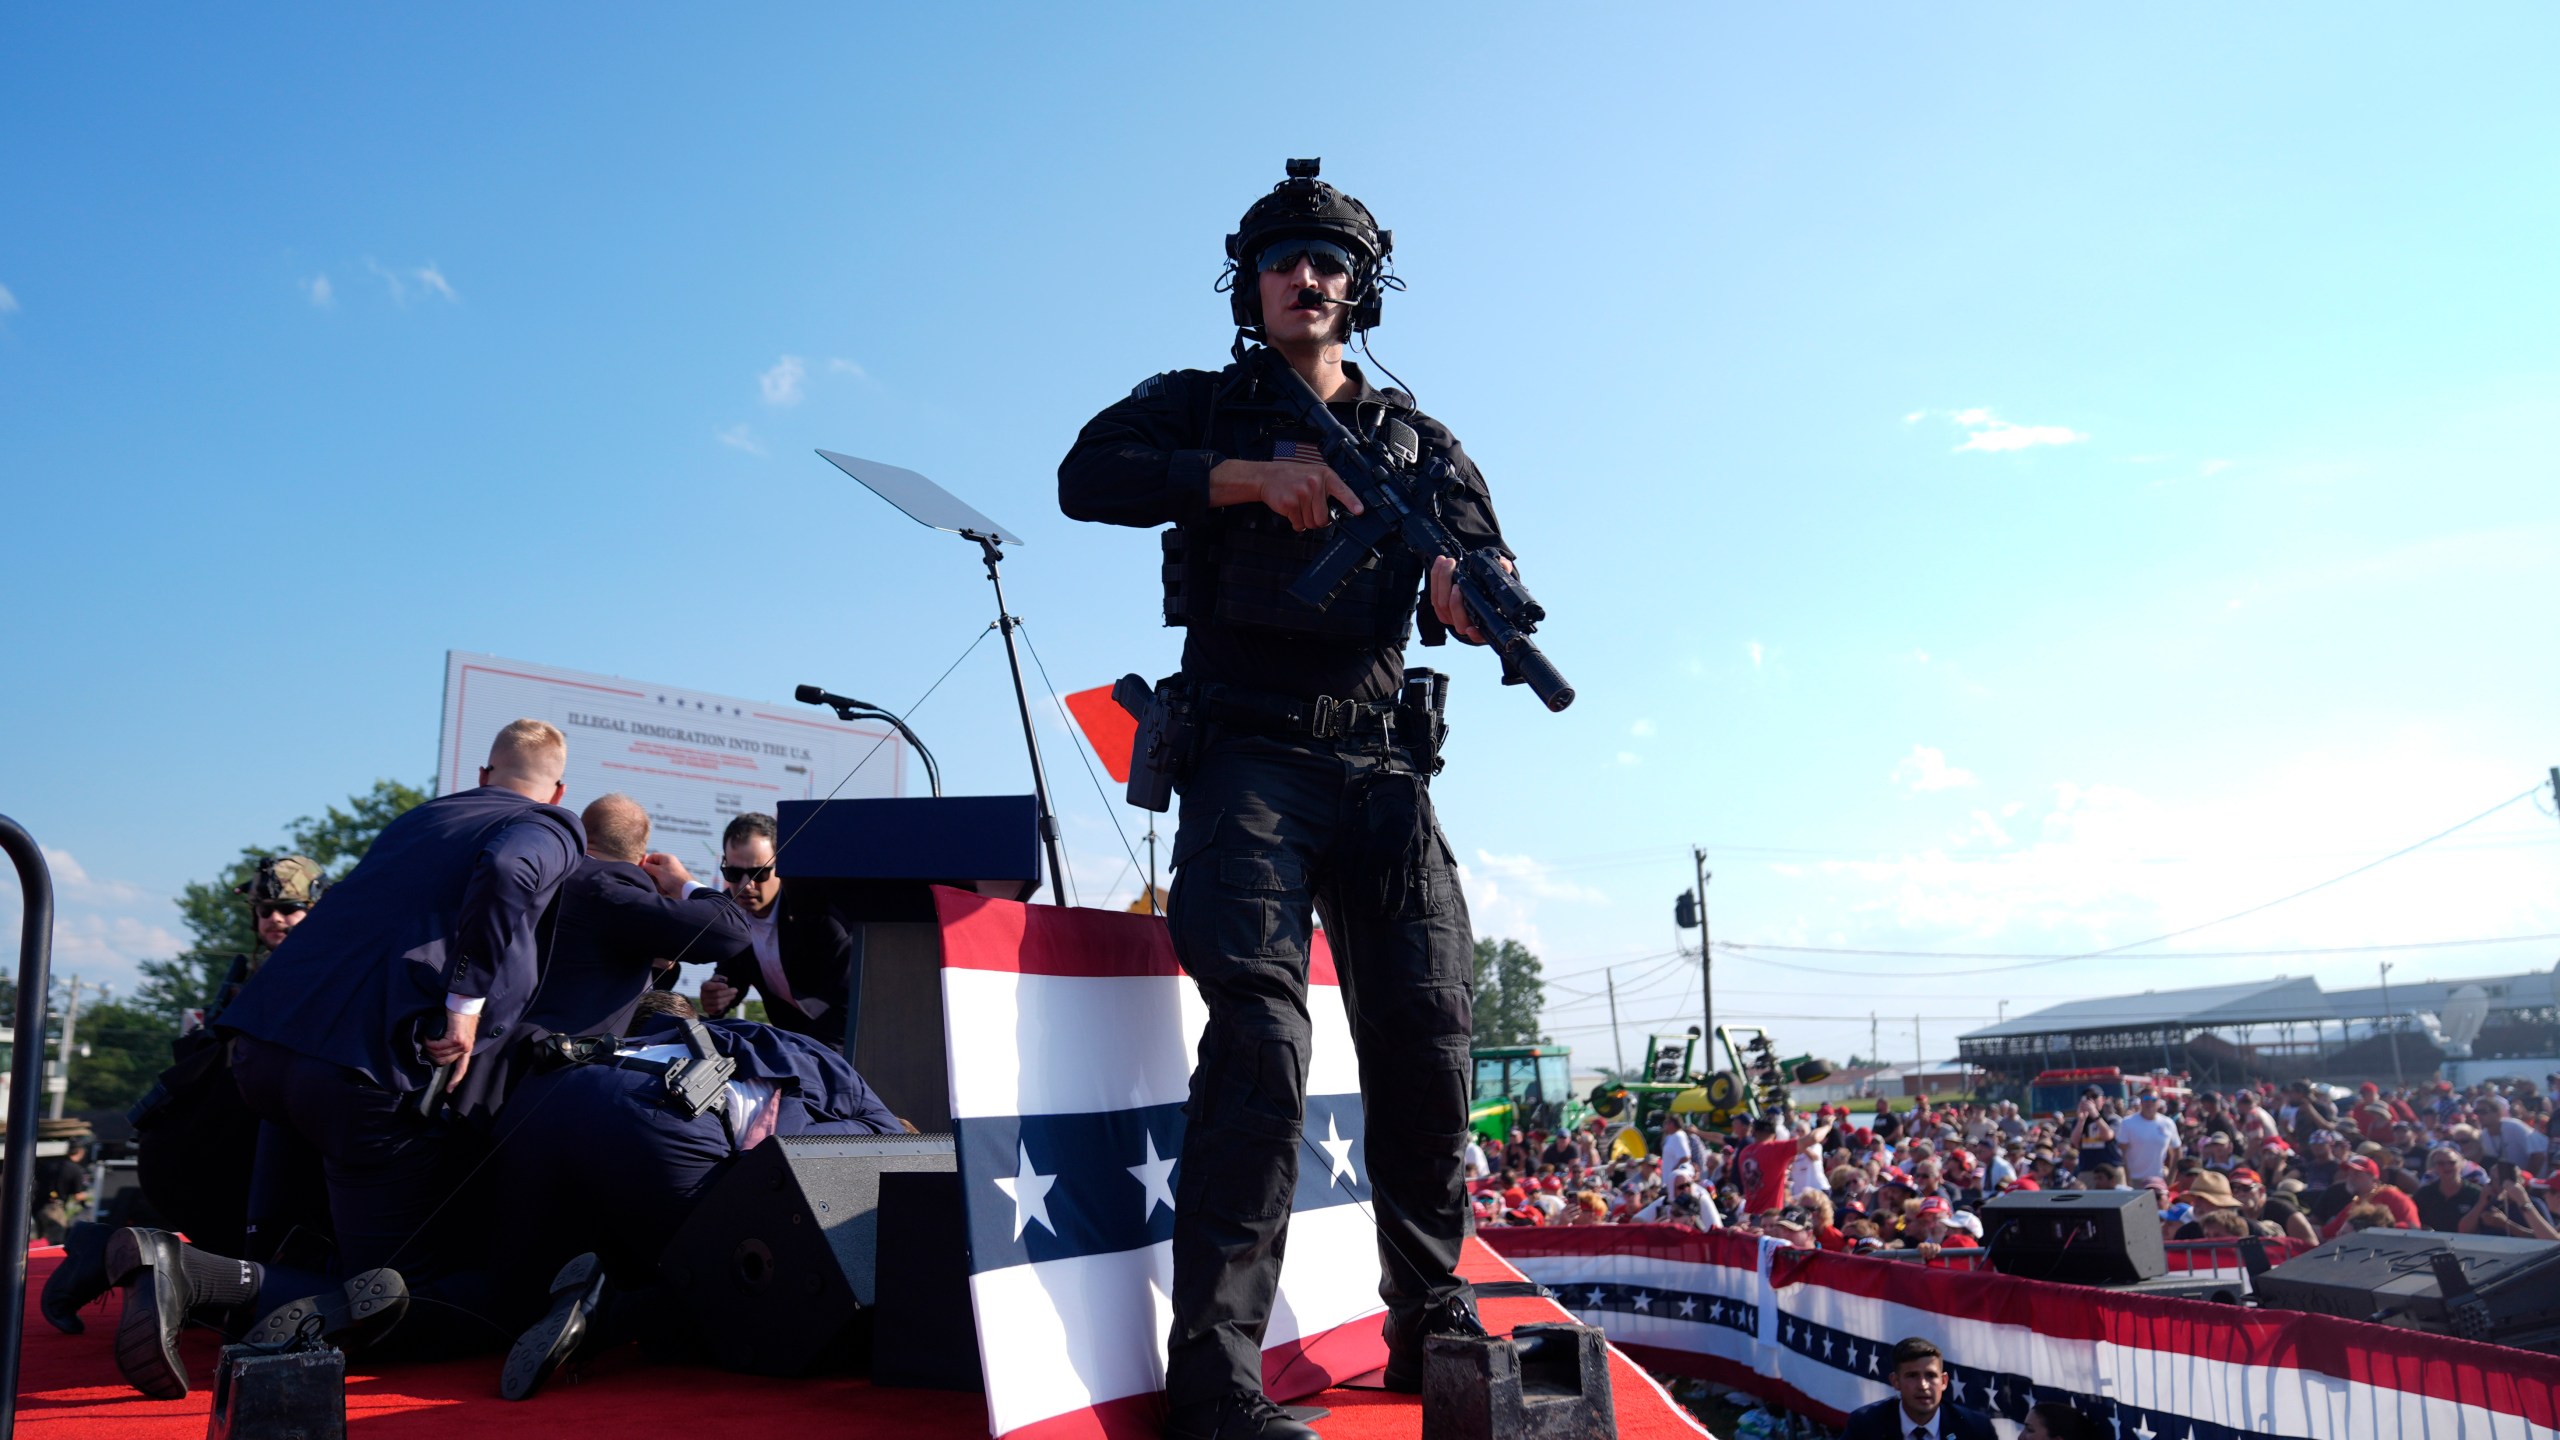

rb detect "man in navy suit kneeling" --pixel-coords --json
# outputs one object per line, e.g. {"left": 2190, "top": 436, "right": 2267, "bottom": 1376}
{"left": 101, "top": 719, "right": 587, "bottom": 1399}
{"left": 1840, "top": 1337, "right": 1998, "bottom": 1440}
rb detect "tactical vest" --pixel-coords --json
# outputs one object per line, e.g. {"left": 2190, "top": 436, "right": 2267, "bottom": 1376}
{"left": 1161, "top": 390, "right": 1431, "bottom": 646}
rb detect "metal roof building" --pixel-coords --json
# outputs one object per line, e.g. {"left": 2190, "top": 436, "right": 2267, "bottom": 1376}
{"left": 1956, "top": 962, "right": 2560, "bottom": 1089}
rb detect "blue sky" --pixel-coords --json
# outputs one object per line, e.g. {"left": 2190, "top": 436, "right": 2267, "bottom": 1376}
{"left": 4, "top": 7, "right": 2557, "bottom": 1070}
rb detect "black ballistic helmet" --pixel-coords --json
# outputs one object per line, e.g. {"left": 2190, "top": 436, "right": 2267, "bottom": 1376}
{"left": 1223, "top": 158, "right": 1394, "bottom": 339}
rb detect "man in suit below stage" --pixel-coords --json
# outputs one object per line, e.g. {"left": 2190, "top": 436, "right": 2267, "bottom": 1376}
{"left": 101, "top": 719, "right": 589, "bottom": 1400}
{"left": 697, "top": 811, "right": 855, "bottom": 1041}
{"left": 522, "top": 793, "right": 746, "bottom": 1041}
{"left": 1840, "top": 1337, "right": 1999, "bottom": 1440}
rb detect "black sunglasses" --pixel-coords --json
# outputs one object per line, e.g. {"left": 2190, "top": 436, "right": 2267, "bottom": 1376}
{"left": 1257, "top": 238, "right": 1355, "bottom": 278}
{"left": 720, "top": 864, "right": 776, "bottom": 884}
{"left": 253, "top": 902, "right": 308, "bottom": 919}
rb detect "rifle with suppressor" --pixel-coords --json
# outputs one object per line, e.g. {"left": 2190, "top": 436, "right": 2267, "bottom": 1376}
{"left": 1253, "top": 348, "right": 1574, "bottom": 711}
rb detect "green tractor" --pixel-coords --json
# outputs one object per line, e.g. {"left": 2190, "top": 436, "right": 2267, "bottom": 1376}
{"left": 1584, "top": 1026, "right": 1831, "bottom": 1160}
{"left": 1468, "top": 1044, "right": 1588, "bottom": 1142}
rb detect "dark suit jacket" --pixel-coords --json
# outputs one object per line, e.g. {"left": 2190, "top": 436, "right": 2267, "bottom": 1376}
{"left": 710, "top": 883, "right": 856, "bottom": 1042}
{"left": 524, "top": 858, "right": 747, "bottom": 1040}
{"left": 1840, "top": 1399, "right": 1998, "bottom": 1440}
{"left": 219, "top": 785, "right": 584, "bottom": 1092}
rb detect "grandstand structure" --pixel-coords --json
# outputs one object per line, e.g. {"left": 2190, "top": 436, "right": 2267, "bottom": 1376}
{"left": 1956, "top": 962, "right": 2560, "bottom": 1090}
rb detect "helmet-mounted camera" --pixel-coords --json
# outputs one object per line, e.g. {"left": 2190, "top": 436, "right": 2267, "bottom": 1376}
{"left": 1221, "top": 157, "right": 1397, "bottom": 339}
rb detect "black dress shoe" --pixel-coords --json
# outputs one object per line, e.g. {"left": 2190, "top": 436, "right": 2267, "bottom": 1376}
{"left": 42, "top": 1221, "right": 113, "bottom": 1335}
{"left": 242, "top": 1267, "right": 410, "bottom": 1352}
{"left": 106, "top": 1228, "right": 208, "bottom": 1399}
{"left": 501, "top": 1253, "right": 606, "bottom": 1400}
{"left": 1162, "top": 1391, "right": 1322, "bottom": 1440}
{"left": 1380, "top": 1290, "right": 1490, "bottom": 1393}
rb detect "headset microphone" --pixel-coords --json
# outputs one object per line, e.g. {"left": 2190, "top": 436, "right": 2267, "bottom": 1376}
{"left": 1294, "top": 287, "right": 1356, "bottom": 308}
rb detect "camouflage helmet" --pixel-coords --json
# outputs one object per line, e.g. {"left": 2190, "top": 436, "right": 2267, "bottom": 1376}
{"left": 235, "top": 854, "right": 327, "bottom": 908}
{"left": 1222, "top": 158, "right": 1395, "bottom": 338}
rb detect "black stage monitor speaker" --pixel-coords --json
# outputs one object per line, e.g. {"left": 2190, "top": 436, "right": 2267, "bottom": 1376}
{"left": 2256, "top": 1229, "right": 2560, "bottom": 1345}
{"left": 870, "top": 1170, "right": 983, "bottom": 1391}
{"left": 660, "top": 1131, "right": 958, "bottom": 1376}
{"left": 1981, "top": 1188, "right": 2165, "bottom": 1285}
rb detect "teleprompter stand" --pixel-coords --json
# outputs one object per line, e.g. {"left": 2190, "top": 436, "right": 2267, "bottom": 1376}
{"left": 815, "top": 450, "right": 1067, "bottom": 902}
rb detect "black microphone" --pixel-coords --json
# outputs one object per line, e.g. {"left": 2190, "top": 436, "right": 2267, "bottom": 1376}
{"left": 1294, "top": 287, "right": 1355, "bottom": 308}
{"left": 795, "top": 683, "right": 876, "bottom": 713}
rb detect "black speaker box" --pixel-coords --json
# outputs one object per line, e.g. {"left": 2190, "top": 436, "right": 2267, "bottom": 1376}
{"left": 1981, "top": 1188, "right": 2165, "bottom": 1284}
{"left": 2256, "top": 1228, "right": 2560, "bottom": 1337}
{"left": 659, "top": 1131, "right": 959, "bottom": 1376}
{"left": 870, "top": 1170, "right": 983, "bottom": 1390}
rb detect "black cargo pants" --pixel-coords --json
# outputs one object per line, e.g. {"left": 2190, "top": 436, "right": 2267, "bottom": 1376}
{"left": 1162, "top": 725, "right": 1474, "bottom": 1407}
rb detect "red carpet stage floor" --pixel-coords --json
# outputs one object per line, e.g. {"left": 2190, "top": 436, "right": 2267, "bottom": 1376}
{"left": 16, "top": 1240, "right": 1708, "bottom": 1439}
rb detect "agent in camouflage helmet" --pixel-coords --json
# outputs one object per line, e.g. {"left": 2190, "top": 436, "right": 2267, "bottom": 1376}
{"left": 235, "top": 854, "right": 326, "bottom": 955}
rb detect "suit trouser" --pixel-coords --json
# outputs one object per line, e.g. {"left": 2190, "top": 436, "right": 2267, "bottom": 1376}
{"left": 229, "top": 1037, "right": 505, "bottom": 1357}
{"left": 1161, "top": 728, "right": 1475, "bottom": 1407}
{"left": 490, "top": 1065, "right": 881, "bottom": 1351}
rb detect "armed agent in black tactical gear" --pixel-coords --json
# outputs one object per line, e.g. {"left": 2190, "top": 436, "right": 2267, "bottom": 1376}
{"left": 44, "top": 856, "right": 335, "bottom": 1338}
{"left": 1059, "top": 160, "right": 1512, "bottom": 1440}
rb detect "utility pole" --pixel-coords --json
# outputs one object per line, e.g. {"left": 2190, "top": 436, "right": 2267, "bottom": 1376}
{"left": 1914, "top": 1014, "right": 1924, "bottom": 1090}
{"left": 1870, "top": 1013, "right": 1879, "bottom": 1068}
{"left": 1693, "top": 846, "right": 1713, "bottom": 1047}
{"left": 2379, "top": 961, "right": 2405, "bottom": 1091}
{"left": 50, "top": 975, "right": 84, "bottom": 1120}
{"left": 1606, "top": 969, "right": 1625, "bottom": 1076}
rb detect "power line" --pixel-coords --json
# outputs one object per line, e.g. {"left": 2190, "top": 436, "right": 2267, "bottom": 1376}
{"left": 1716, "top": 930, "right": 2560, "bottom": 964}
{"left": 1707, "top": 784, "right": 2549, "bottom": 980}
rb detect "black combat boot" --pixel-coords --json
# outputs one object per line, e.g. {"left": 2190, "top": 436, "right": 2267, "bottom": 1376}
{"left": 105, "top": 1228, "right": 264, "bottom": 1399}
{"left": 41, "top": 1221, "right": 114, "bottom": 1334}
{"left": 1379, "top": 1289, "right": 1490, "bottom": 1393}
{"left": 501, "top": 1253, "right": 608, "bottom": 1400}
{"left": 1162, "top": 1391, "right": 1323, "bottom": 1440}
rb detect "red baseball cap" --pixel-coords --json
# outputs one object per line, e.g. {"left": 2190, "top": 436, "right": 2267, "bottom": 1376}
{"left": 1916, "top": 1196, "right": 1951, "bottom": 1216}
{"left": 2340, "top": 1156, "right": 2381, "bottom": 1179}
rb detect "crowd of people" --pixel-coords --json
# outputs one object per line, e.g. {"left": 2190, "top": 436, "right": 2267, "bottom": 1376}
{"left": 1466, "top": 1072, "right": 2560, "bottom": 1257}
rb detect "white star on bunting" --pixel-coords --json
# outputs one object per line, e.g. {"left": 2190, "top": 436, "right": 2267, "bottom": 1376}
{"left": 1128, "top": 1132, "right": 1178, "bottom": 1221}
{"left": 1676, "top": 1296, "right": 1697, "bottom": 1318}
{"left": 1318, "top": 1112, "right": 1357, "bottom": 1187}
{"left": 1631, "top": 1291, "right": 1652, "bottom": 1312}
{"left": 993, "top": 1141, "right": 1058, "bottom": 1241}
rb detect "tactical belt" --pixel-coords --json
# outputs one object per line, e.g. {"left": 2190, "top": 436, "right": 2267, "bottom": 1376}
{"left": 539, "top": 1016, "right": 739, "bottom": 1136}
{"left": 1196, "top": 682, "right": 1399, "bottom": 744}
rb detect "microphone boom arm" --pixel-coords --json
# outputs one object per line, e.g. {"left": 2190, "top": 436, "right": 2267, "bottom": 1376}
{"left": 795, "top": 685, "right": 945, "bottom": 797}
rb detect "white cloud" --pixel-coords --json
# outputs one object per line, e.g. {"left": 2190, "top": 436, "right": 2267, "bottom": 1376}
{"left": 717, "top": 424, "right": 766, "bottom": 456}
{"left": 0, "top": 282, "right": 17, "bottom": 314}
{"left": 828, "top": 357, "right": 868, "bottom": 379}
{"left": 1949, "top": 408, "right": 2087, "bottom": 454}
{"left": 0, "top": 850, "right": 181, "bottom": 995}
{"left": 1461, "top": 850, "right": 1614, "bottom": 953}
{"left": 1903, "top": 410, "right": 1925, "bottom": 424}
{"left": 1893, "top": 744, "right": 1979, "bottom": 793}
{"left": 302, "top": 275, "right": 334, "bottom": 308}
{"left": 1913, "top": 649, "right": 1931, "bottom": 664}
{"left": 1473, "top": 851, "right": 1611, "bottom": 905}
{"left": 1616, "top": 751, "right": 1642, "bottom": 766}
{"left": 365, "top": 258, "right": 459, "bottom": 305}
{"left": 2200, "top": 458, "right": 2233, "bottom": 477}
{"left": 760, "top": 355, "right": 807, "bottom": 407}
{"left": 1630, "top": 718, "right": 1656, "bottom": 738}
{"left": 1746, "top": 641, "right": 1764, "bottom": 670}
